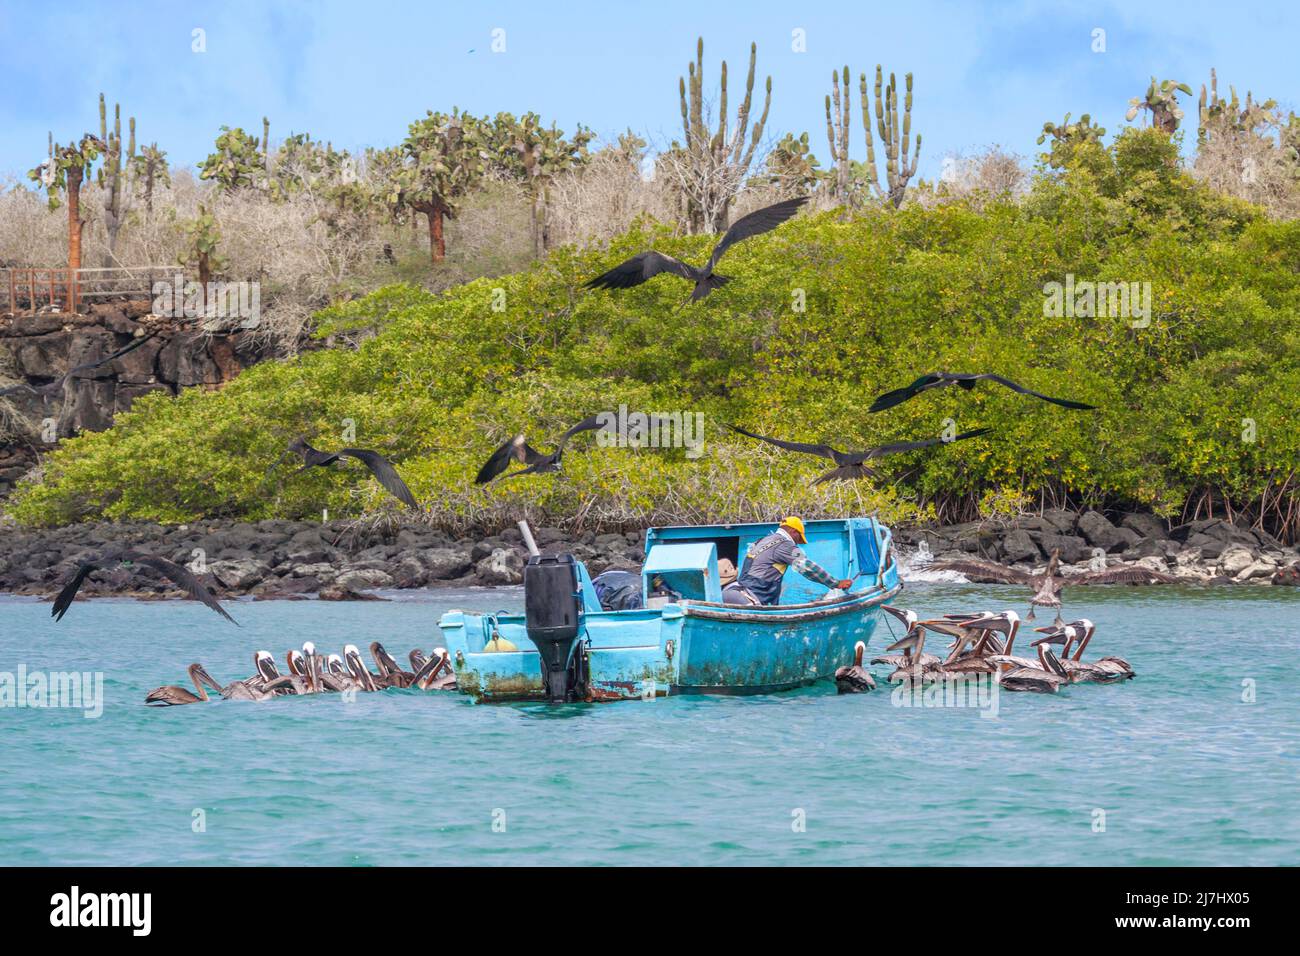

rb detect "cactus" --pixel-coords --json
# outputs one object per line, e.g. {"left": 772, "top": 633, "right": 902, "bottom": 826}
{"left": 96, "top": 93, "right": 137, "bottom": 265}
{"left": 1036, "top": 112, "right": 1106, "bottom": 168}
{"left": 824, "top": 66, "right": 853, "bottom": 206}
{"left": 767, "top": 132, "right": 821, "bottom": 196}
{"left": 1198, "top": 68, "right": 1278, "bottom": 145}
{"left": 673, "top": 37, "right": 771, "bottom": 232}
{"left": 177, "top": 204, "right": 225, "bottom": 313}
{"left": 1127, "top": 77, "right": 1193, "bottom": 135}
{"left": 488, "top": 112, "right": 593, "bottom": 257}
{"left": 388, "top": 109, "right": 489, "bottom": 263}
{"left": 130, "top": 143, "right": 170, "bottom": 216}
{"left": 199, "top": 125, "right": 267, "bottom": 191}
{"left": 860, "top": 66, "right": 921, "bottom": 208}
{"left": 30, "top": 130, "right": 104, "bottom": 272}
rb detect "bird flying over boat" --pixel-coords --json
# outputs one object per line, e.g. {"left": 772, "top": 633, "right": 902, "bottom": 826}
{"left": 922, "top": 548, "right": 1175, "bottom": 623}
{"left": 726, "top": 423, "right": 992, "bottom": 484}
{"left": 474, "top": 415, "right": 605, "bottom": 483}
{"left": 0, "top": 332, "right": 158, "bottom": 399}
{"left": 584, "top": 196, "right": 809, "bottom": 302}
{"left": 867, "top": 371, "right": 1096, "bottom": 414}
{"left": 286, "top": 437, "right": 418, "bottom": 509}
{"left": 52, "top": 547, "right": 237, "bottom": 625}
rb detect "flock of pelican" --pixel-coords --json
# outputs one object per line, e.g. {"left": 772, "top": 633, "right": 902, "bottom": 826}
{"left": 144, "top": 641, "right": 456, "bottom": 705}
{"left": 835, "top": 604, "right": 1134, "bottom": 695}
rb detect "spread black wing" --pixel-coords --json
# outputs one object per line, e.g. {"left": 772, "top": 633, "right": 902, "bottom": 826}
{"left": 706, "top": 197, "right": 809, "bottom": 272}
{"left": 584, "top": 252, "right": 698, "bottom": 290}
{"left": 133, "top": 554, "right": 238, "bottom": 624}
{"left": 339, "top": 448, "right": 418, "bottom": 509}
{"left": 476, "top": 435, "right": 532, "bottom": 483}
{"left": 727, "top": 423, "right": 840, "bottom": 461}
{"left": 969, "top": 374, "right": 1096, "bottom": 410}
{"left": 865, "top": 427, "right": 991, "bottom": 459}
{"left": 555, "top": 414, "right": 605, "bottom": 450}
{"left": 867, "top": 373, "right": 948, "bottom": 413}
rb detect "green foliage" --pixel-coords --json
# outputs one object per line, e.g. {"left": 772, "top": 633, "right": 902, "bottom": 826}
{"left": 1127, "top": 77, "right": 1194, "bottom": 134}
{"left": 11, "top": 135, "right": 1300, "bottom": 539}
{"left": 198, "top": 125, "right": 267, "bottom": 191}
{"left": 1037, "top": 113, "right": 1106, "bottom": 169}
{"left": 30, "top": 133, "right": 104, "bottom": 211}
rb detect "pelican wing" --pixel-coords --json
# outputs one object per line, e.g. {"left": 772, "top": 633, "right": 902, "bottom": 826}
{"left": 584, "top": 252, "right": 696, "bottom": 290}
{"left": 340, "top": 448, "right": 418, "bottom": 509}
{"left": 924, "top": 560, "right": 1036, "bottom": 585}
{"left": 706, "top": 197, "right": 808, "bottom": 272}
{"left": 971, "top": 373, "right": 1097, "bottom": 410}
{"left": 1072, "top": 566, "right": 1176, "bottom": 585}
{"left": 727, "top": 423, "right": 840, "bottom": 460}
{"left": 134, "top": 554, "right": 239, "bottom": 624}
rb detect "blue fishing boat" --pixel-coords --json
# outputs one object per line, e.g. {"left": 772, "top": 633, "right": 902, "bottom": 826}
{"left": 438, "top": 516, "right": 903, "bottom": 702}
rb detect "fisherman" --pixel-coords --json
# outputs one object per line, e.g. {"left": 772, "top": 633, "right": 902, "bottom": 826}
{"left": 722, "top": 517, "right": 854, "bottom": 606}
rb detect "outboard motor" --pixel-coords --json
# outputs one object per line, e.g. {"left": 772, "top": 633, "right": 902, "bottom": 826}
{"left": 523, "top": 554, "right": 585, "bottom": 703}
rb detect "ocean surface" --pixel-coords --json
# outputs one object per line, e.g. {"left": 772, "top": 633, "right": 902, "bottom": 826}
{"left": 2, "top": 573, "right": 1297, "bottom": 866}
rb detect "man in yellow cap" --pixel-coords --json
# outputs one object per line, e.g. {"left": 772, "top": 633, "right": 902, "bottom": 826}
{"left": 723, "top": 517, "right": 854, "bottom": 606}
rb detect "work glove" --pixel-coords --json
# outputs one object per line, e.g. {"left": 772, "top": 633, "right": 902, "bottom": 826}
{"left": 836, "top": 579, "right": 854, "bottom": 590}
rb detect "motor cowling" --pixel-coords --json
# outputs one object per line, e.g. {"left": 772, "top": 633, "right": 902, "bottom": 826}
{"left": 523, "top": 554, "right": 584, "bottom": 702}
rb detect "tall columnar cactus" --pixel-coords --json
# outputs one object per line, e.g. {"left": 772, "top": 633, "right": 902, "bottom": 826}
{"left": 860, "top": 66, "right": 921, "bottom": 208}
{"left": 1036, "top": 112, "right": 1106, "bottom": 168}
{"left": 1127, "top": 77, "right": 1193, "bottom": 135}
{"left": 824, "top": 66, "right": 852, "bottom": 206}
{"left": 131, "top": 143, "right": 170, "bottom": 216}
{"left": 1198, "top": 68, "right": 1277, "bottom": 145}
{"left": 673, "top": 37, "right": 771, "bottom": 233}
{"left": 30, "top": 130, "right": 104, "bottom": 273}
{"left": 97, "top": 93, "right": 137, "bottom": 265}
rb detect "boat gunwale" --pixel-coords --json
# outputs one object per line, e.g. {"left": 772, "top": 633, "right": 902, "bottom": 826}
{"left": 680, "top": 582, "right": 902, "bottom": 624}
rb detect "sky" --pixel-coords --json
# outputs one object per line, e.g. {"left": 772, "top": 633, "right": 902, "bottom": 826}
{"left": 0, "top": 0, "right": 1296, "bottom": 182}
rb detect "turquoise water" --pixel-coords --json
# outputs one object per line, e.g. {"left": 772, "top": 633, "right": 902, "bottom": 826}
{"left": 2, "top": 582, "right": 1297, "bottom": 866}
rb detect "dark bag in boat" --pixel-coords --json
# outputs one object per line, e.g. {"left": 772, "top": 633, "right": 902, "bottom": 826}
{"left": 592, "top": 570, "right": 643, "bottom": 611}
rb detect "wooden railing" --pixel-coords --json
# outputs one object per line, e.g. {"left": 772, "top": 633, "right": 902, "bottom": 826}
{"left": 1, "top": 266, "right": 176, "bottom": 315}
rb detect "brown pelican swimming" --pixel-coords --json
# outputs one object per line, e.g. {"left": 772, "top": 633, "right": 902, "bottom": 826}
{"left": 145, "top": 663, "right": 220, "bottom": 706}
{"left": 925, "top": 548, "right": 1175, "bottom": 624}
{"left": 344, "top": 644, "right": 379, "bottom": 692}
{"left": 584, "top": 196, "right": 809, "bottom": 302}
{"left": 835, "top": 641, "right": 876, "bottom": 694}
{"left": 370, "top": 641, "right": 415, "bottom": 688}
{"left": 989, "top": 644, "right": 1069, "bottom": 693}
{"left": 873, "top": 626, "right": 945, "bottom": 684}
{"left": 1035, "top": 620, "right": 1135, "bottom": 683}
{"left": 409, "top": 648, "right": 429, "bottom": 673}
{"left": 412, "top": 647, "right": 457, "bottom": 691}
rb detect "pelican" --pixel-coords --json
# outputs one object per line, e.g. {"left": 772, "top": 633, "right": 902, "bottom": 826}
{"left": 413, "top": 647, "right": 457, "bottom": 691}
{"left": 370, "top": 641, "right": 415, "bottom": 688}
{"left": 145, "top": 663, "right": 219, "bottom": 706}
{"left": 835, "top": 641, "right": 876, "bottom": 694}
{"left": 344, "top": 644, "right": 379, "bottom": 692}
{"left": 874, "top": 626, "right": 944, "bottom": 684}
{"left": 409, "top": 648, "right": 429, "bottom": 673}
{"left": 1040, "top": 619, "right": 1135, "bottom": 683}
{"left": 925, "top": 549, "right": 1175, "bottom": 624}
{"left": 989, "top": 644, "right": 1069, "bottom": 693}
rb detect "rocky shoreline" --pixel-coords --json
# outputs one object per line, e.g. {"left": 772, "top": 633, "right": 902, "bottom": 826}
{"left": 0, "top": 509, "right": 1297, "bottom": 603}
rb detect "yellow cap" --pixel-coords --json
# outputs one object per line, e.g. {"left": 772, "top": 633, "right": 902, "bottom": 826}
{"left": 781, "top": 516, "right": 806, "bottom": 540}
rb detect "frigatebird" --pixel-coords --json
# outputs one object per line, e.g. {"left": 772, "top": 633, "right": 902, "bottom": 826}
{"left": 474, "top": 415, "right": 605, "bottom": 483}
{"left": 52, "top": 546, "right": 237, "bottom": 624}
{"left": 287, "top": 437, "right": 418, "bottom": 509}
{"left": 868, "top": 371, "right": 1096, "bottom": 413}
{"left": 727, "top": 423, "right": 992, "bottom": 484}
{"left": 584, "top": 197, "right": 808, "bottom": 302}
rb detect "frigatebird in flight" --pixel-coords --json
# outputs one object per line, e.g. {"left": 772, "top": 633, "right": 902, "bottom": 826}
{"left": 868, "top": 372, "right": 1096, "bottom": 413}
